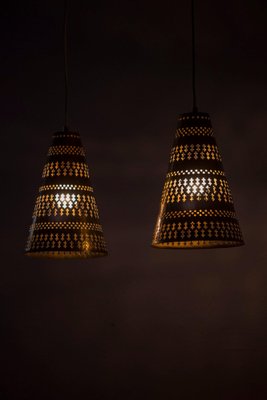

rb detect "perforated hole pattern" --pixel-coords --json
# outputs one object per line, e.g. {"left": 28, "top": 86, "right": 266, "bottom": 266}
{"left": 152, "top": 112, "right": 244, "bottom": 249}
{"left": 25, "top": 131, "right": 107, "bottom": 258}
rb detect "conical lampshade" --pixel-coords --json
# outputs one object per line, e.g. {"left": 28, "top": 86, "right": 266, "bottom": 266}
{"left": 25, "top": 130, "right": 107, "bottom": 258}
{"left": 152, "top": 112, "right": 244, "bottom": 249}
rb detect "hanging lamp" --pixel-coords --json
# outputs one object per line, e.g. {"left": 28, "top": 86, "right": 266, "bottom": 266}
{"left": 152, "top": 0, "right": 244, "bottom": 249}
{"left": 25, "top": 1, "right": 107, "bottom": 258}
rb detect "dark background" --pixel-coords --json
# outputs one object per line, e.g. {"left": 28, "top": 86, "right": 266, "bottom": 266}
{"left": 1, "top": 1, "right": 267, "bottom": 398}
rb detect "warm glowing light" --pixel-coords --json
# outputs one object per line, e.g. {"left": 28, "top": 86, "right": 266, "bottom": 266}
{"left": 55, "top": 192, "right": 77, "bottom": 209}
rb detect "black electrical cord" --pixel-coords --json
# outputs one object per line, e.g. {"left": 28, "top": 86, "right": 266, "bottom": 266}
{"left": 191, "top": 0, "right": 198, "bottom": 113}
{"left": 64, "top": 0, "right": 69, "bottom": 131}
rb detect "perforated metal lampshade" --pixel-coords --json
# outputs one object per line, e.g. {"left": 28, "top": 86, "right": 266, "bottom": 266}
{"left": 25, "top": 130, "right": 107, "bottom": 258}
{"left": 152, "top": 112, "right": 244, "bottom": 249}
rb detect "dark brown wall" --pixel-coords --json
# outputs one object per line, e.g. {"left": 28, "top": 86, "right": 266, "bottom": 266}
{"left": 1, "top": 1, "right": 266, "bottom": 398}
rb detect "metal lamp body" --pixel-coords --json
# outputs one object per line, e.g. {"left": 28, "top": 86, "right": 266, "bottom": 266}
{"left": 152, "top": 112, "right": 244, "bottom": 249}
{"left": 25, "top": 130, "right": 107, "bottom": 258}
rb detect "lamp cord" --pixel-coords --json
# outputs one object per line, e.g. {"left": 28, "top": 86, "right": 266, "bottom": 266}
{"left": 191, "top": 0, "right": 198, "bottom": 113}
{"left": 64, "top": 0, "right": 69, "bottom": 131}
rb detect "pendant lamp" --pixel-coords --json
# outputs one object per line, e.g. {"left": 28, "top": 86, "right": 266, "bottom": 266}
{"left": 25, "top": 2, "right": 107, "bottom": 258}
{"left": 152, "top": 1, "right": 244, "bottom": 249}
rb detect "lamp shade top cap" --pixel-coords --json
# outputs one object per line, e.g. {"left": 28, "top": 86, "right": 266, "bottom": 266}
{"left": 52, "top": 129, "right": 80, "bottom": 138}
{"left": 178, "top": 111, "right": 210, "bottom": 121}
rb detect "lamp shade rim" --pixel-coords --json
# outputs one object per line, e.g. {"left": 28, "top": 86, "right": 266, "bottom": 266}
{"left": 151, "top": 240, "right": 244, "bottom": 250}
{"left": 25, "top": 250, "right": 108, "bottom": 259}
